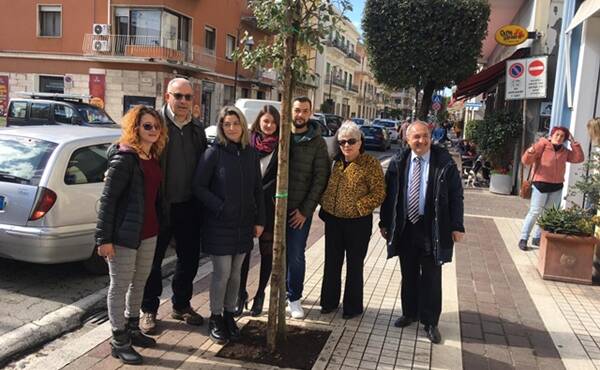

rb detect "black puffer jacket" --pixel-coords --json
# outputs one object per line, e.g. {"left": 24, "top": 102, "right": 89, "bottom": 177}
{"left": 95, "top": 144, "right": 147, "bottom": 249}
{"left": 193, "top": 142, "right": 266, "bottom": 255}
{"left": 259, "top": 145, "right": 278, "bottom": 233}
{"left": 288, "top": 120, "right": 331, "bottom": 217}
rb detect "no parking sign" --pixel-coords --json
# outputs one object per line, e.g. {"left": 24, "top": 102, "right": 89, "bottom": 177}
{"left": 505, "top": 56, "right": 547, "bottom": 100}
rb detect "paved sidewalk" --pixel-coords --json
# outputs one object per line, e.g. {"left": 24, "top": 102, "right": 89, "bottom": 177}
{"left": 12, "top": 189, "right": 600, "bottom": 369}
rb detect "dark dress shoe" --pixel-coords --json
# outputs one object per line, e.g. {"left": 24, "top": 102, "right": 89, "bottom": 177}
{"left": 250, "top": 292, "right": 265, "bottom": 317}
{"left": 320, "top": 306, "right": 337, "bottom": 314}
{"left": 424, "top": 325, "right": 441, "bottom": 344}
{"left": 233, "top": 291, "right": 248, "bottom": 317}
{"left": 394, "top": 316, "right": 417, "bottom": 328}
{"left": 531, "top": 237, "right": 540, "bottom": 246}
{"left": 342, "top": 312, "right": 361, "bottom": 320}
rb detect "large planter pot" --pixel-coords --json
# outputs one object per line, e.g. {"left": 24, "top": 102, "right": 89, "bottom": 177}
{"left": 489, "top": 173, "right": 512, "bottom": 195}
{"left": 538, "top": 231, "right": 598, "bottom": 284}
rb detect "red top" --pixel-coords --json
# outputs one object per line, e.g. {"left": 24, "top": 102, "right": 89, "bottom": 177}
{"left": 140, "top": 157, "right": 162, "bottom": 239}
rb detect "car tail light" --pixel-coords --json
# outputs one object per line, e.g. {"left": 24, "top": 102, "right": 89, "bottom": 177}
{"left": 29, "top": 187, "right": 57, "bottom": 221}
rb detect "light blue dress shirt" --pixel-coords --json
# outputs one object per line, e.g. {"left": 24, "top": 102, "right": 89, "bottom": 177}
{"left": 407, "top": 150, "right": 431, "bottom": 216}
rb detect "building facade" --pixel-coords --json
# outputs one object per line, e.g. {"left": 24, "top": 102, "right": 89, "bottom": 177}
{"left": 0, "top": 0, "right": 276, "bottom": 125}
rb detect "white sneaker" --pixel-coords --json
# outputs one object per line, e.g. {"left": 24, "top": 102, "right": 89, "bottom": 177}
{"left": 288, "top": 299, "right": 304, "bottom": 319}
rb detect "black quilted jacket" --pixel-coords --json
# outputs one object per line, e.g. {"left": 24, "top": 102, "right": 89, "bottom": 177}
{"left": 95, "top": 144, "right": 147, "bottom": 249}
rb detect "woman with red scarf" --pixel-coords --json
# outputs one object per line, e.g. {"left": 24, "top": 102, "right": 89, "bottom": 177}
{"left": 234, "top": 105, "right": 280, "bottom": 316}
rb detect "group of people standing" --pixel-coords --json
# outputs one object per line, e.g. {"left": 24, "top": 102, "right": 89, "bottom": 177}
{"left": 95, "top": 77, "right": 467, "bottom": 365}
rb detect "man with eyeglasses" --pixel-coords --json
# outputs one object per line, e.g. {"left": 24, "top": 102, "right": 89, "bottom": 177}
{"left": 379, "top": 121, "right": 464, "bottom": 344}
{"left": 140, "top": 78, "right": 207, "bottom": 334}
{"left": 285, "top": 96, "right": 330, "bottom": 319}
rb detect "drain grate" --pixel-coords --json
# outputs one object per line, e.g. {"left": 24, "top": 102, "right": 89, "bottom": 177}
{"left": 83, "top": 309, "right": 109, "bottom": 326}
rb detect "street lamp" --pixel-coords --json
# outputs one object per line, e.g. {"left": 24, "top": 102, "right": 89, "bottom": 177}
{"left": 233, "top": 34, "right": 254, "bottom": 101}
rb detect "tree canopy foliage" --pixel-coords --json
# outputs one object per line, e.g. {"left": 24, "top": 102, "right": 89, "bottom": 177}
{"left": 363, "top": 0, "right": 490, "bottom": 119}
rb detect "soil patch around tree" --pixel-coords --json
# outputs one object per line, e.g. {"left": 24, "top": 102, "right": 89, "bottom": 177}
{"left": 216, "top": 319, "right": 332, "bottom": 370}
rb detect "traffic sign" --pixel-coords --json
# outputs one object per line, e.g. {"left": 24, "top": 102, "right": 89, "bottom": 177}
{"left": 528, "top": 59, "right": 545, "bottom": 77}
{"left": 505, "top": 56, "right": 547, "bottom": 100}
{"left": 432, "top": 102, "right": 441, "bottom": 111}
{"left": 508, "top": 63, "right": 524, "bottom": 79}
{"left": 432, "top": 95, "right": 442, "bottom": 104}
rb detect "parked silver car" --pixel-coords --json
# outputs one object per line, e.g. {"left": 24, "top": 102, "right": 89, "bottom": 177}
{"left": 0, "top": 125, "right": 120, "bottom": 273}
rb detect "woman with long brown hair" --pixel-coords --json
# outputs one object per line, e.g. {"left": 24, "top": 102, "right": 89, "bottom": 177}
{"left": 95, "top": 105, "right": 166, "bottom": 364}
{"left": 235, "top": 104, "right": 280, "bottom": 317}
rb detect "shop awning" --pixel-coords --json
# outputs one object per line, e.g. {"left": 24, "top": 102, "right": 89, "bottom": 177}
{"left": 566, "top": 0, "right": 600, "bottom": 33}
{"left": 453, "top": 48, "right": 528, "bottom": 100}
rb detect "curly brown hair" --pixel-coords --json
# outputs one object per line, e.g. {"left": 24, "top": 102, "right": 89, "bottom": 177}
{"left": 119, "top": 105, "right": 167, "bottom": 158}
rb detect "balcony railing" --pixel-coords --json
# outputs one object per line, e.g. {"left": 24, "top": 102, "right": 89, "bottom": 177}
{"left": 82, "top": 34, "right": 216, "bottom": 71}
{"left": 348, "top": 84, "right": 359, "bottom": 93}
{"left": 298, "top": 73, "right": 320, "bottom": 88}
{"left": 325, "top": 73, "right": 347, "bottom": 89}
{"left": 326, "top": 38, "right": 349, "bottom": 55}
{"left": 346, "top": 51, "right": 361, "bottom": 64}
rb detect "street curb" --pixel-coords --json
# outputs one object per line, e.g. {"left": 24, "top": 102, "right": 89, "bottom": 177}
{"left": 0, "top": 254, "right": 179, "bottom": 366}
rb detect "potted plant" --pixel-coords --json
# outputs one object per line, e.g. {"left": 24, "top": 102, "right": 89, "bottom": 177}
{"left": 468, "top": 110, "right": 521, "bottom": 194}
{"left": 537, "top": 206, "right": 600, "bottom": 284}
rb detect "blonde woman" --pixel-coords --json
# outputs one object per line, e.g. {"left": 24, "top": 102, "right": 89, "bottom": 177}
{"left": 95, "top": 105, "right": 166, "bottom": 364}
{"left": 193, "top": 106, "right": 265, "bottom": 344}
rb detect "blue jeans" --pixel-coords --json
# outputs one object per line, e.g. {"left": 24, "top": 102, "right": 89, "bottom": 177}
{"left": 286, "top": 216, "right": 313, "bottom": 302}
{"left": 520, "top": 187, "right": 562, "bottom": 240}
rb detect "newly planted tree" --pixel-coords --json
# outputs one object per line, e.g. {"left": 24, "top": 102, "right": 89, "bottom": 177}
{"left": 236, "top": 0, "right": 349, "bottom": 351}
{"left": 363, "top": 0, "right": 490, "bottom": 119}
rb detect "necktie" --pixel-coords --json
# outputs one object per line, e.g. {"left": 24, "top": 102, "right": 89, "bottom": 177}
{"left": 408, "top": 157, "right": 422, "bottom": 224}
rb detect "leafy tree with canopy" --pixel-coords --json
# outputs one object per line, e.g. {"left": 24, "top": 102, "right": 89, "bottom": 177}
{"left": 362, "top": 0, "right": 490, "bottom": 119}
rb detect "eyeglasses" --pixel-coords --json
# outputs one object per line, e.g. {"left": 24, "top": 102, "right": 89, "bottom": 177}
{"left": 141, "top": 123, "right": 161, "bottom": 131}
{"left": 338, "top": 138, "right": 358, "bottom": 146}
{"left": 168, "top": 92, "right": 193, "bottom": 101}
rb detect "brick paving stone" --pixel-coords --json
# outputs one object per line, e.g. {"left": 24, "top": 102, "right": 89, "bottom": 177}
{"left": 458, "top": 212, "right": 566, "bottom": 370}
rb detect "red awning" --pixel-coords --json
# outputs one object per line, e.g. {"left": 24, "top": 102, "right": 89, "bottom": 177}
{"left": 453, "top": 48, "right": 529, "bottom": 100}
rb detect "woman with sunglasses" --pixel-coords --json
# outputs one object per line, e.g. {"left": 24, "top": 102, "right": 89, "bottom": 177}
{"left": 95, "top": 105, "right": 166, "bottom": 365}
{"left": 193, "top": 106, "right": 265, "bottom": 344}
{"left": 319, "top": 120, "right": 386, "bottom": 319}
{"left": 235, "top": 105, "right": 280, "bottom": 317}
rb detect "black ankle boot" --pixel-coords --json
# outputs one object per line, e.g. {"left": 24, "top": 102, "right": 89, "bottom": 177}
{"left": 111, "top": 329, "right": 143, "bottom": 365}
{"left": 127, "top": 317, "right": 156, "bottom": 348}
{"left": 223, "top": 311, "right": 241, "bottom": 341}
{"left": 209, "top": 314, "right": 229, "bottom": 344}
{"left": 250, "top": 292, "right": 265, "bottom": 317}
{"left": 233, "top": 291, "right": 248, "bottom": 317}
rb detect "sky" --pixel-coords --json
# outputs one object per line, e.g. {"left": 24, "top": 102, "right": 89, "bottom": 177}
{"left": 347, "top": 0, "right": 365, "bottom": 35}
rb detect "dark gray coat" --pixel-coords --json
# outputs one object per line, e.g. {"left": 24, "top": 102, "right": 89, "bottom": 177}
{"left": 193, "top": 142, "right": 266, "bottom": 255}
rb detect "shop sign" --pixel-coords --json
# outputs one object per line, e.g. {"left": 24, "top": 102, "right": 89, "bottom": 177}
{"left": 495, "top": 24, "right": 529, "bottom": 46}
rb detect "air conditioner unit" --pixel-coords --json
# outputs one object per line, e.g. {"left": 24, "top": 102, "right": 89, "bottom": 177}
{"left": 92, "top": 24, "right": 110, "bottom": 36}
{"left": 93, "top": 40, "right": 110, "bottom": 52}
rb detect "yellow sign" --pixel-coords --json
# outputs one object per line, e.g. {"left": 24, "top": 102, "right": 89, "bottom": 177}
{"left": 495, "top": 25, "right": 528, "bottom": 46}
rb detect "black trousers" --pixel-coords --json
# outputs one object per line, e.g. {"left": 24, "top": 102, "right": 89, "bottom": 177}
{"left": 141, "top": 200, "right": 201, "bottom": 313}
{"left": 320, "top": 212, "right": 372, "bottom": 316}
{"left": 398, "top": 219, "right": 442, "bottom": 326}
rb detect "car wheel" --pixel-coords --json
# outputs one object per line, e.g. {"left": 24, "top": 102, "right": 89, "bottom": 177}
{"left": 82, "top": 252, "right": 108, "bottom": 275}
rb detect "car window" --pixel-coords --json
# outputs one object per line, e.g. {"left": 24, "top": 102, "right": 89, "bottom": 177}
{"left": 8, "top": 102, "right": 27, "bottom": 118}
{"left": 0, "top": 136, "right": 57, "bottom": 185}
{"left": 54, "top": 104, "right": 77, "bottom": 124}
{"left": 64, "top": 144, "right": 111, "bottom": 185}
{"left": 31, "top": 102, "right": 51, "bottom": 120}
{"left": 75, "top": 105, "right": 113, "bottom": 124}
{"left": 360, "top": 126, "right": 382, "bottom": 135}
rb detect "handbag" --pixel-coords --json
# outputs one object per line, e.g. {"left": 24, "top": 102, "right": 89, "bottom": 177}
{"left": 520, "top": 162, "right": 536, "bottom": 199}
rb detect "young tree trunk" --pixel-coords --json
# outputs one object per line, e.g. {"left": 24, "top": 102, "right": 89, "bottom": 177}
{"left": 418, "top": 80, "right": 436, "bottom": 121}
{"left": 267, "top": 0, "right": 300, "bottom": 352}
